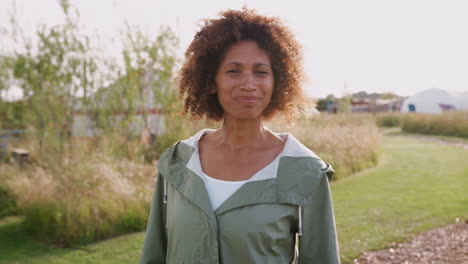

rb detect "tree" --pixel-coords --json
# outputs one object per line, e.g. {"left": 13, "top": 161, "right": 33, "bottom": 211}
{"left": 2, "top": 0, "right": 181, "bottom": 163}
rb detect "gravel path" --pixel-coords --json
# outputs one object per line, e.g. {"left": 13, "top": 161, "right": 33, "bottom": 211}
{"left": 354, "top": 222, "right": 468, "bottom": 264}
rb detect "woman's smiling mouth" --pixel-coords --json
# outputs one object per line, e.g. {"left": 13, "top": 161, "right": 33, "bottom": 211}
{"left": 237, "top": 96, "right": 261, "bottom": 104}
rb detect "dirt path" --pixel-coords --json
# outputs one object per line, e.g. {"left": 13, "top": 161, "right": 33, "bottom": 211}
{"left": 354, "top": 222, "right": 468, "bottom": 264}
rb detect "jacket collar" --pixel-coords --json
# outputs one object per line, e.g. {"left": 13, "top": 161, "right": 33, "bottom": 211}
{"left": 157, "top": 129, "right": 332, "bottom": 222}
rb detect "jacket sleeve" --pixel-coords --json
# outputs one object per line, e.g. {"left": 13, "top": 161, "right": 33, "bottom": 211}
{"left": 298, "top": 164, "right": 340, "bottom": 263}
{"left": 140, "top": 174, "right": 167, "bottom": 264}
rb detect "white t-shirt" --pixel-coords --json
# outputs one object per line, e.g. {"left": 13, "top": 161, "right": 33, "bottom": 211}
{"left": 201, "top": 172, "right": 247, "bottom": 210}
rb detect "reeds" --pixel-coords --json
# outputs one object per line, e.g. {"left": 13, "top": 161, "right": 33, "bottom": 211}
{"left": 0, "top": 113, "right": 381, "bottom": 245}
{"left": 1, "top": 139, "right": 156, "bottom": 246}
{"left": 401, "top": 111, "right": 468, "bottom": 138}
{"left": 268, "top": 113, "right": 381, "bottom": 179}
{"left": 374, "top": 113, "right": 402, "bottom": 127}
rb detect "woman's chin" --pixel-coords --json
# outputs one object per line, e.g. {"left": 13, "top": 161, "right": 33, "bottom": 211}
{"left": 225, "top": 110, "right": 264, "bottom": 121}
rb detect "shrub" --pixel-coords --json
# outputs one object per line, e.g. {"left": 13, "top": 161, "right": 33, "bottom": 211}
{"left": 3, "top": 152, "right": 155, "bottom": 246}
{"left": 375, "top": 113, "right": 402, "bottom": 127}
{"left": 401, "top": 111, "right": 468, "bottom": 138}
{"left": 0, "top": 165, "right": 20, "bottom": 218}
{"left": 0, "top": 184, "right": 18, "bottom": 218}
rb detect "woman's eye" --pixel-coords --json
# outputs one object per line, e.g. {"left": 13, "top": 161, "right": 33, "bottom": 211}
{"left": 256, "top": 71, "right": 268, "bottom": 75}
{"left": 227, "top": 70, "right": 240, "bottom": 74}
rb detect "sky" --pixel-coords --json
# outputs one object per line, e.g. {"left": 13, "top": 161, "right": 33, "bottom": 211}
{"left": 1, "top": 0, "right": 468, "bottom": 99}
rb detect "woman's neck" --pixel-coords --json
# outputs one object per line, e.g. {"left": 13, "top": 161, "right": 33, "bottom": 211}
{"left": 211, "top": 117, "right": 272, "bottom": 151}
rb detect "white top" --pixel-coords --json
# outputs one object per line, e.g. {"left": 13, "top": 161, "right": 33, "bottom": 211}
{"left": 201, "top": 172, "right": 248, "bottom": 210}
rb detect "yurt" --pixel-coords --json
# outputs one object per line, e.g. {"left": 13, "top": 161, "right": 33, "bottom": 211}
{"left": 401, "top": 88, "right": 457, "bottom": 114}
{"left": 454, "top": 92, "right": 468, "bottom": 111}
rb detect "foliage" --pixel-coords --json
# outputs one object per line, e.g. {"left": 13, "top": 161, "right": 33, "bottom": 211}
{"left": 94, "top": 24, "right": 180, "bottom": 161}
{"left": 0, "top": 0, "right": 180, "bottom": 245}
{"left": 401, "top": 111, "right": 468, "bottom": 138}
{"left": 0, "top": 184, "right": 18, "bottom": 218}
{"left": 1, "top": 1, "right": 105, "bottom": 162}
{"left": 337, "top": 95, "right": 352, "bottom": 113}
{"left": 0, "top": 101, "right": 27, "bottom": 129}
{"left": 2, "top": 150, "right": 155, "bottom": 246}
{"left": 1, "top": 0, "right": 180, "bottom": 163}
{"left": 379, "top": 92, "right": 399, "bottom": 99}
{"left": 374, "top": 112, "right": 402, "bottom": 127}
{"left": 316, "top": 98, "right": 331, "bottom": 112}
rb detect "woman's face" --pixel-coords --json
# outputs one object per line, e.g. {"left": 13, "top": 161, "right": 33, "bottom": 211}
{"left": 214, "top": 41, "right": 274, "bottom": 121}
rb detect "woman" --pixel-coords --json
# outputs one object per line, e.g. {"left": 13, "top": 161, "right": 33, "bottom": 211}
{"left": 141, "top": 8, "right": 340, "bottom": 264}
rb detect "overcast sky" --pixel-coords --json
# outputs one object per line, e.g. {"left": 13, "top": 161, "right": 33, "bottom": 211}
{"left": 1, "top": 0, "right": 468, "bottom": 98}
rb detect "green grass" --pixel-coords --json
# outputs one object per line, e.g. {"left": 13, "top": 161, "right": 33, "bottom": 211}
{"left": 334, "top": 135, "right": 468, "bottom": 263}
{"left": 0, "top": 216, "right": 144, "bottom": 264}
{"left": 386, "top": 129, "right": 468, "bottom": 144}
{"left": 0, "top": 135, "right": 467, "bottom": 263}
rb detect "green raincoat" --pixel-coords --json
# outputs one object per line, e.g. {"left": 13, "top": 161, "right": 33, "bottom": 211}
{"left": 141, "top": 130, "right": 340, "bottom": 264}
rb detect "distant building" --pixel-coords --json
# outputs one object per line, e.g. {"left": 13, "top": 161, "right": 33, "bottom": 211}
{"left": 401, "top": 88, "right": 467, "bottom": 114}
{"left": 71, "top": 107, "right": 165, "bottom": 138}
{"left": 72, "top": 71, "right": 168, "bottom": 138}
{"left": 351, "top": 98, "right": 403, "bottom": 113}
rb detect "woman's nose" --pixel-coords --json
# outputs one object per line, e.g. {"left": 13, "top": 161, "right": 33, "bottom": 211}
{"left": 240, "top": 72, "right": 257, "bottom": 91}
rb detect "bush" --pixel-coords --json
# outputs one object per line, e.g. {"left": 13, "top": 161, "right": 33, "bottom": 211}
{"left": 3, "top": 152, "right": 155, "bottom": 246}
{"left": 0, "top": 184, "right": 18, "bottom": 218}
{"left": 375, "top": 113, "right": 401, "bottom": 127}
{"left": 0, "top": 165, "right": 20, "bottom": 218}
{"left": 401, "top": 111, "right": 468, "bottom": 138}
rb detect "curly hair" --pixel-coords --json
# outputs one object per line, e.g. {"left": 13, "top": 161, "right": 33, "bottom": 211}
{"left": 178, "top": 7, "right": 309, "bottom": 121}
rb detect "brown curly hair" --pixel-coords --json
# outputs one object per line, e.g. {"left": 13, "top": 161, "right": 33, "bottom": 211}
{"left": 178, "top": 7, "right": 309, "bottom": 121}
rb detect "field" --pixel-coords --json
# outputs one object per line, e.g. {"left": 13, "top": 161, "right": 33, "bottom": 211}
{"left": 375, "top": 111, "right": 468, "bottom": 138}
{"left": 0, "top": 114, "right": 380, "bottom": 246}
{"left": 1, "top": 133, "right": 466, "bottom": 263}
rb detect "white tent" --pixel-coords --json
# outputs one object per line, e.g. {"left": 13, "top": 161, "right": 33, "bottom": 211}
{"left": 401, "top": 88, "right": 458, "bottom": 114}
{"left": 455, "top": 92, "right": 468, "bottom": 111}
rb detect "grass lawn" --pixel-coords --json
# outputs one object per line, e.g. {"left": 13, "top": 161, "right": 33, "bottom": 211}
{"left": 334, "top": 135, "right": 468, "bottom": 263}
{"left": 0, "top": 216, "right": 144, "bottom": 264}
{"left": 0, "top": 135, "right": 467, "bottom": 263}
{"left": 383, "top": 127, "right": 468, "bottom": 143}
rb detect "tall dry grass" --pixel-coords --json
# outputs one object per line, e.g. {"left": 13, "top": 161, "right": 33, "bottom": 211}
{"left": 268, "top": 113, "right": 381, "bottom": 179}
{"left": 0, "top": 136, "right": 156, "bottom": 245}
{"left": 401, "top": 111, "right": 468, "bottom": 138}
{"left": 374, "top": 112, "right": 402, "bottom": 127}
{"left": 0, "top": 113, "right": 380, "bottom": 245}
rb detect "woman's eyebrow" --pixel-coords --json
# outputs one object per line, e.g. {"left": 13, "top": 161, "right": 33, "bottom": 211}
{"left": 255, "top": 63, "right": 272, "bottom": 69}
{"left": 223, "top": 62, "right": 241, "bottom": 67}
{"left": 223, "top": 62, "right": 272, "bottom": 68}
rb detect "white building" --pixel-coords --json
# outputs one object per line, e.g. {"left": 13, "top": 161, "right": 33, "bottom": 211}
{"left": 401, "top": 88, "right": 467, "bottom": 114}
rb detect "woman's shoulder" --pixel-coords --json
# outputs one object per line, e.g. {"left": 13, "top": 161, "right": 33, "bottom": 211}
{"left": 278, "top": 132, "right": 334, "bottom": 180}
{"left": 157, "top": 129, "right": 212, "bottom": 171}
{"left": 275, "top": 133, "right": 334, "bottom": 204}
